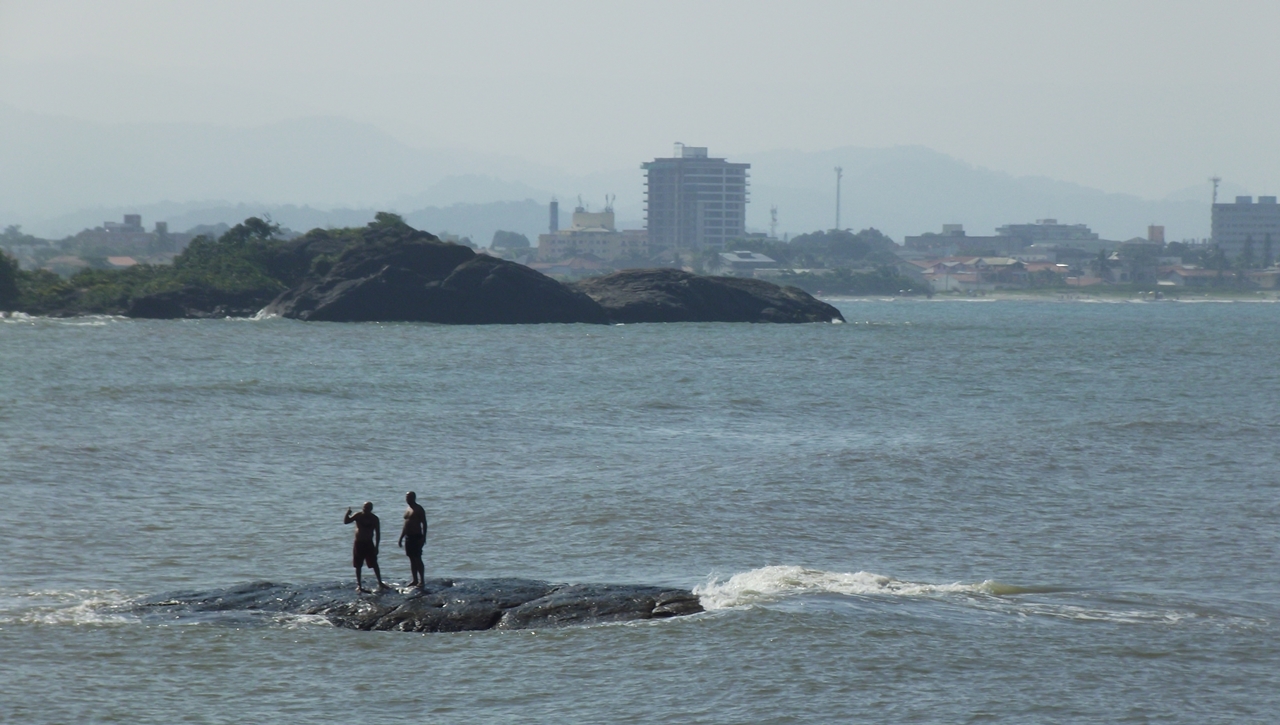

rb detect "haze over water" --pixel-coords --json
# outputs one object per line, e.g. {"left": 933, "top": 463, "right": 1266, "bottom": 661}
{"left": 2, "top": 299, "right": 1279, "bottom": 722}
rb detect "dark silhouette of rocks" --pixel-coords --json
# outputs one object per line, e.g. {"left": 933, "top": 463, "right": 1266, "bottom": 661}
{"left": 119, "top": 215, "right": 843, "bottom": 323}
{"left": 572, "top": 268, "right": 845, "bottom": 323}
{"left": 126, "top": 287, "right": 274, "bottom": 319}
{"left": 129, "top": 578, "right": 703, "bottom": 632}
{"left": 263, "top": 230, "right": 609, "bottom": 324}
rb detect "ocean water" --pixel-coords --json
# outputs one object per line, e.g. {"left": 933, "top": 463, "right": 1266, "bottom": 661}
{"left": 1, "top": 299, "right": 1278, "bottom": 723}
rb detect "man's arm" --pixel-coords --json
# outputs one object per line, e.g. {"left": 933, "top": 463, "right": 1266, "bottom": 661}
{"left": 343, "top": 508, "right": 354, "bottom": 524}
{"left": 374, "top": 518, "right": 380, "bottom": 548}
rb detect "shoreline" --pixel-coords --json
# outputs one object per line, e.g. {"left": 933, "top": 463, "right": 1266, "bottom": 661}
{"left": 821, "top": 290, "right": 1280, "bottom": 303}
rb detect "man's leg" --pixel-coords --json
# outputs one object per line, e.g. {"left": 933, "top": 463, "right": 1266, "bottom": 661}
{"left": 355, "top": 564, "right": 366, "bottom": 592}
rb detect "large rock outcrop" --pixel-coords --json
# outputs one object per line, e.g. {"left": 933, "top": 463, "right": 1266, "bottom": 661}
{"left": 263, "top": 234, "right": 610, "bottom": 324}
{"left": 572, "top": 268, "right": 845, "bottom": 323}
{"left": 129, "top": 578, "right": 704, "bottom": 632}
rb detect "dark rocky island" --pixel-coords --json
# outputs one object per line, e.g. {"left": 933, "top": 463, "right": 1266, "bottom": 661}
{"left": 262, "top": 230, "right": 609, "bottom": 324}
{"left": 572, "top": 268, "right": 844, "bottom": 324}
{"left": 129, "top": 578, "right": 704, "bottom": 632}
{"left": 256, "top": 217, "right": 842, "bottom": 324}
{"left": 6, "top": 213, "right": 843, "bottom": 323}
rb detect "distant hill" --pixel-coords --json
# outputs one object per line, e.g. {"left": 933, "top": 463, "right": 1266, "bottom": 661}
{"left": 2, "top": 104, "right": 1220, "bottom": 242}
{"left": 745, "top": 146, "right": 1213, "bottom": 242}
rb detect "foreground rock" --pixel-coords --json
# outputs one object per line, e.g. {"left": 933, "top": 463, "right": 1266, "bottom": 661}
{"left": 264, "top": 233, "right": 609, "bottom": 324}
{"left": 130, "top": 578, "right": 703, "bottom": 632}
{"left": 572, "top": 268, "right": 845, "bottom": 324}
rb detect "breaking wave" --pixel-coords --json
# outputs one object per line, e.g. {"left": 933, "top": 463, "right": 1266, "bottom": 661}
{"left": 693, "top": 565, "right": 1005, "bottom": 610}
{"left": 693, "top": 566, "right": 1262, "bottom": 629}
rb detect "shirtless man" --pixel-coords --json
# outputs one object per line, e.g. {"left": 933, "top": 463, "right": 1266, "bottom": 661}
{"left": 397, "top": 491, "right": 428, "bottom": 589}
{"left": 343, "top": 501, "right": 386, "bottom": 592}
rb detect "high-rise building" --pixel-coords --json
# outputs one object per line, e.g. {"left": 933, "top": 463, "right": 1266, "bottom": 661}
{"left": 1212, "top": 196, "right": 1280, "bottom": 259}
{"left": 642, "top": 144, "right": 750, "bottom": 250}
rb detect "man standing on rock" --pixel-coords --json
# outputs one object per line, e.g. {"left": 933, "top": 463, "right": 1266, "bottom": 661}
{"left": 344, "top": 501, "right": 386, "bottom": 592}
{"left": 398, "top": 491, "right": 428, "bottom": 589}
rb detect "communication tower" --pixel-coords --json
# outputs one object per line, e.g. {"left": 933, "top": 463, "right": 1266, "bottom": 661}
{"left": 834, "top": 167, "right": 844, "bottom": 230}
{"left": 770, "top": 206, "right": 778, "bottom": 239}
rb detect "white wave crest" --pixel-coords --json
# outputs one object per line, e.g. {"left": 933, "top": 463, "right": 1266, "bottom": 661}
{"left": 693, "top": 565, "right": 997, "bottom": 610}
{"left": 0, "top": 589, "right": 134, "bottom": 627}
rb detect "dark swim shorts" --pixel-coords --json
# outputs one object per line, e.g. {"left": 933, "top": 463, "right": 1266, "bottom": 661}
{"left": 404, "top": 535, "right": 425, "bottom": 558}
{"left": 353, "top": 539, "right": 378, "bottom": 568}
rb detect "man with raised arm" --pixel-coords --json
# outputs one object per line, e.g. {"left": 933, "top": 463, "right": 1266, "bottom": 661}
{"left": 397, "top": 491, "right": 428, "bottom": 589}
{"left": 343, "top": 501, "right": 386, "bottom": 592}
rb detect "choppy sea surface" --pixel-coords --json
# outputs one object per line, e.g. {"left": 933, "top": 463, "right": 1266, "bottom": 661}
{"left": 2, "top": 299, "right": 1278, "bottom": 723}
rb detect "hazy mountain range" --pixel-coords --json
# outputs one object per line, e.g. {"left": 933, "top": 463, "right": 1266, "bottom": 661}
{"left": 2, "top": 103, "right": 1235, "bottom": 244}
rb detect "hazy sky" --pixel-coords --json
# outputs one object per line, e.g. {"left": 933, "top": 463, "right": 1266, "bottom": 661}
{"left": 2, "top": 0, "right": 1277, "bottom": 200}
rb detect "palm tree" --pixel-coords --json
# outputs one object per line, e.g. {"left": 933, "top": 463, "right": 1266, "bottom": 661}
{"left": 1090, "top": 249, "right": 1112, "bottom": 279}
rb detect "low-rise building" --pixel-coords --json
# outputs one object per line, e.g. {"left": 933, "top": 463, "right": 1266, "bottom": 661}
{"left": 904, "top": 224, "right": 1026, "bottom": 256}
{"left": 718, "top": 251, "right": 776, "bottom": 273}
{"left": 538, "top": 205, "right": 648, "bottom": 261}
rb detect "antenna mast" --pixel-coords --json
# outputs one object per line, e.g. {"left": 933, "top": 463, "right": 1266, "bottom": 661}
{"left": 1209, "top": 176, "right": 1222, "bottom": 246}
{"left": 770, "top": 205, "right": 778, "bottom": 239}
{"left": 834, "top": 167, "right": 843, "bottom": 230}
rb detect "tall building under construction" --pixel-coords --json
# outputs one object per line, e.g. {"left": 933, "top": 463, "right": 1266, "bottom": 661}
{"left": 642, "top": 144, "right": 749, "bottom": 250}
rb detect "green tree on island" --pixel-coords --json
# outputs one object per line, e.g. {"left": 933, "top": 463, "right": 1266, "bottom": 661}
{"left": 0, "top": 251, "right": 20, "bottom": 309}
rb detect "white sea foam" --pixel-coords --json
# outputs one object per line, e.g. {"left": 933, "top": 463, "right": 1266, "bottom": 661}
{"left": 693, "top": 565, "right": 993, "bottom": 610}
{"left": 692, "top": 566, "right": 1264, "bottom": 629}
{"left": 0, "top": 589, "right": 134, "bottom": 627}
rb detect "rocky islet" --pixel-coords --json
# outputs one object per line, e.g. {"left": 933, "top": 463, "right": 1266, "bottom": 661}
{"left": 130, "top": 578, "right": 705, "bottom": 632}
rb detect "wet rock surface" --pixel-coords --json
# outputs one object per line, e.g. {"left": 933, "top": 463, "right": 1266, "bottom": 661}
{"left": 130, "top": 578, "right": 704, "bottom": 632}
{"left": 572, "top": 268, "right": 845, "bottom": 324}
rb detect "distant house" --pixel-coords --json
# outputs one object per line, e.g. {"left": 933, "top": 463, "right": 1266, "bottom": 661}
{"left": 1065, "top": 275, "right": 1104, "bottom": 287}
{"left": 106, "top": 256, "right": 139, "bottom": 268}
{"left": 1247, "top": 269, "right": 1280, "bottom": 289}
{"left": 718, "top": 251, "right": 776, "bottom": 273}
{"left": 1160, "top": 266, "right": 1222, "bottom": 287}
{"left": 924, "top": 271, "right": 987, "bottom": 292}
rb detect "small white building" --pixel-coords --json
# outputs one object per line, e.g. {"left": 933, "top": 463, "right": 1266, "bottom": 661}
{"left": 718, "top": 250, "right": 776, "bottom": 273}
